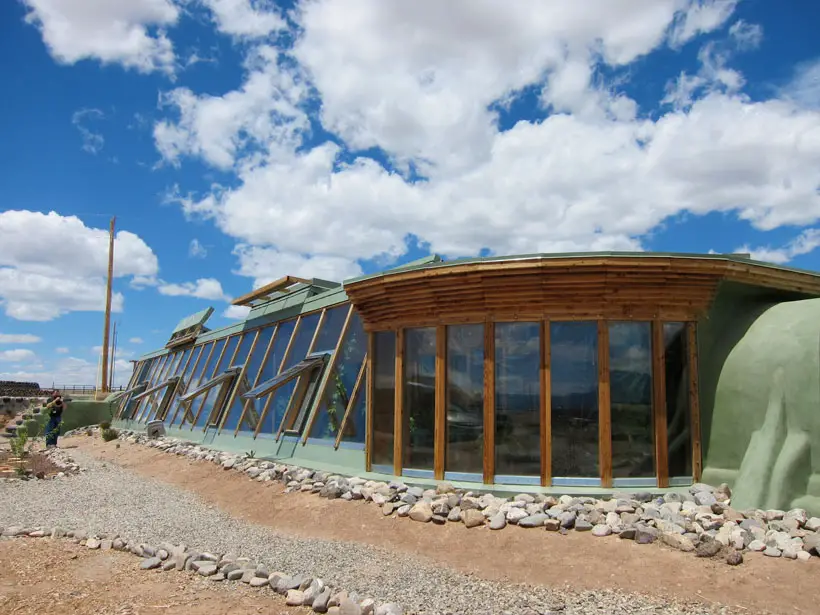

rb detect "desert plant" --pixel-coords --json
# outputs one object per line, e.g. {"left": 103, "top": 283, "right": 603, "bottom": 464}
{"left": 100, "top": 421, "right": 111, "bottom": 430}
{"left": 243, "top": 450, "right": 256, "bottom": 459}
{"left": 101, "top": 427, "right": 119, "bottom": 442}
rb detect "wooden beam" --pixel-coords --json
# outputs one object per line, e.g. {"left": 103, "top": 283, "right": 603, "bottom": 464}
{"left": 541, "top": 320, "right": 551, "bottom": 487}
{"left": 393, "top": 328, "right": 404, "bottom": 477}
{"left": 365, "top": 333, "right": 375, "bottom": 472}
{"left": 335, "top": 355, "right": 367, "bottom": 449}
{"left": 434, "top": 325, "right": 446, "bottom": 480}
{"left": 598, "top": 320, "right": 612, "bottom": 488}
{"left": 653, "top": 320, "right": 669, "bottom": 488}
{"left": 688, "top": 322, "right": 703, "bottom": 482}
{"left": 483, "top": 321, "right": 495, "bottom": 484}
{"left": 232, "top": 275, "right": 311, "bottom": 306}
{"left": 233, "top": 324, "right": 279, "bottom": 436}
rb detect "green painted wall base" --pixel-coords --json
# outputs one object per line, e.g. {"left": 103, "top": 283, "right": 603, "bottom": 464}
{"left": 25, "top": 400, "right": 115, "bottom": 436}
{"left": 703, "top": 297, "right": 820, "bottom": 515}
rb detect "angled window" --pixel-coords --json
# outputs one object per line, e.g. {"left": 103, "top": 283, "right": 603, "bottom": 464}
{"left": 130, "top": 375, "right": 183, "bottom": 423}
{"left": 117, "top": 358, "right": 155, "bottom": 419}
{"left": 178, "top": 365, "right": 243, "bottom": 427}
{"left": 170, "top": 341, "right": 214, "bottom": 426}
{"left": 242, "top": 352, "right": 329, "bottom": 435}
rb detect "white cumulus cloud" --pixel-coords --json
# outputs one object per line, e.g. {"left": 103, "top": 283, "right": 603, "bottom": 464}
{"left": 0, "top": 334, "right": 42, "bottom": 344}
{"left": 158, "top": 277, "right": 229, "bottom": 301}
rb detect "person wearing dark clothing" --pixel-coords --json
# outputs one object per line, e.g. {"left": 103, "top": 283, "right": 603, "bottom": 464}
{"left": 45, "top": 390, "right": 64, "bottom": 448}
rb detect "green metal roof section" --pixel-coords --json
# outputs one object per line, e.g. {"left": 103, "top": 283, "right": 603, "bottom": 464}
{"left": 342, "top": 251, "right": 820, "bottom": 285}
{"left": 171, "top": 307, "right": 214, "bottom": 334}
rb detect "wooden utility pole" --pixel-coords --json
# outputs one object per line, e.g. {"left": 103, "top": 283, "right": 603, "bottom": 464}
{"left": 100, "top": 217, "right": 116, "bottom": 395}
{"left": 108, "top": 322, "right": 118, "bottom": 391}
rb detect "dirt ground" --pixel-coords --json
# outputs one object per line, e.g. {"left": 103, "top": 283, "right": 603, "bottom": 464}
{"left": 36, "top": 437, "right": 820, "bottom": 614}
{"left": 0, "top": 538, "right": 307, "bottom": 615}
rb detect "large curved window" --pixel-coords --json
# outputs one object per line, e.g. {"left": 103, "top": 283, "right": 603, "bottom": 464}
{"left": 403, "top": 327, "right": 436, "bottom": 472}
{"left": 609, "top": 322, "right": 654, "bottom": 479}
{"left": 495, "top": 322, "right": 541, "bottom": 479}
{"left": 551, "top": 322, "right": 599, "bottom": 479}
{"left": 371, "top": 331, "right": 396, "bottom": 469}
{"left": 446, "top": 324, "right": 484, "bottom": 476}
{"left": 664, "top": 323, "right": 691, "bottom": 478}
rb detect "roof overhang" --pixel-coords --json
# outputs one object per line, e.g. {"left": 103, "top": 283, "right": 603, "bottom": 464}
{"left": 344, "top": 253, "right": 820, "bottom": 331}
{"left": 232, "top": 275, "right": 311, "bottom": 307}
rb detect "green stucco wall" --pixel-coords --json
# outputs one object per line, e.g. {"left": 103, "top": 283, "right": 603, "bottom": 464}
{"left": 701, "top": 285, "right": 820, "bottom": 514}
{"left": 26, "top": 400, "right": 116, "bottom": 436}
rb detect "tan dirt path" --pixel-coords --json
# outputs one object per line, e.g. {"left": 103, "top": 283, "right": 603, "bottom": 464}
{"left": 70, "top": 436, "right": 817, "bottom": 615}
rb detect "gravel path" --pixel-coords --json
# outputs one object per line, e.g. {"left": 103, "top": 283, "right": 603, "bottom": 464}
{"left": 0, "top": 450, "right": 740, "bottom": 615}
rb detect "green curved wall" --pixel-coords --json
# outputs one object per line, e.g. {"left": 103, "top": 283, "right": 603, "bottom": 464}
{"left": 702, "top": 289, "right": 820, "bottom": 514}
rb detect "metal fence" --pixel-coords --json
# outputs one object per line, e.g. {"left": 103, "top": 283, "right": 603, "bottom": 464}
{"left": 53, "top": 385, "right": 126, "bottom": 394}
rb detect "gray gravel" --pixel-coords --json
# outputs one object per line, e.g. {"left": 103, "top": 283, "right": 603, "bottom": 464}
{"left": 0, "top": 450, "right": 743, "bottom": 615}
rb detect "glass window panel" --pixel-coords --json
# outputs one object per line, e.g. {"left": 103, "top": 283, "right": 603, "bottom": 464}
{"left": 403, "top": 328, "right": 436, "bottom": 471}
{"left": 150, "top": 349, "right": 191, "bottom": 421}
{"left": 133, "top": 354, "right": 168, "bottom": 419}
{"left": 610, "top": 322, "right": 654, "bottom": 478}
{"left": 446, "top": 324, "right": 484, "bottom": 475}
{"left": 309, "top": 311, "right": 366, "bottom": 441}
{"left": 495, "top": 322, "right": 541, "bottom": 477}
{"left": 232, "top": 327, "right": 274, "bottom": 433}
{"left": 372, "top": 331, "right": 396, "bottom": 467}
{"left": 269, "top": 313, "right": 321, "bottom": 433}
{"left": 664, "top": 323, "right": 692, "bottom": 477}
{"left": 216, "top": 331, "right": 258, "bottom": 430}
{"left": 173, "top": 341, "right": 215, "bottom": 426}
{"left": 312, "top": 305, "right": 350, "bottom": 353}
{"left": 255, "top": 320, "right": 296, "bottom": 435}
{"left": 141, "top": 351, "right": 183, "bottom": 422}
{"left": 196, "top": 336, "right": 238, "bottom": 428}
{"left": 551, "top": 322, "right": 599, "bottom": 478}
{"left": 340, "top": 372, "right": 367, "bottom": 444}
{"left": 165, "top": 345, "right": 203, "bottom": 424}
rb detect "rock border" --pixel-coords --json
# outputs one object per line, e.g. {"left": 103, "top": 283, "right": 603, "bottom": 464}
{"left": 0, "top": 446, "right": 82, "bottom": 483}
{"left": 0, "top": 525, "right": 399, "bottom": 615}
{"left": 73, "top": 428, "right": 820, "bottom": 565}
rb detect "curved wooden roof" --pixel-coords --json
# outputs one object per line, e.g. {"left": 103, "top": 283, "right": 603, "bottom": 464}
{"left": 344, "top": 253, "right": 820, "bottom": 331}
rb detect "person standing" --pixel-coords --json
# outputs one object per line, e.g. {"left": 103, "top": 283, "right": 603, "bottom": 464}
{"left": 44, "top": 390, "right": 64, "bottom": 448}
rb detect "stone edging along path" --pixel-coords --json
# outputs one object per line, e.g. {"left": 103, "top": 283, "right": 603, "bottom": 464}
{"left": 0, "top": 525, "right": 400, "bottom": 615}
{"left": 70, "top": 427, "right": 820, "bottom": 566}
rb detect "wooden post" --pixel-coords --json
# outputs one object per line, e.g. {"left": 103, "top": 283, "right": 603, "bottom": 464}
{"left": 365, "top": 333, "right": 375, "bottom": 472}
{"left": 100, "top": 216, "right": 115, "bottom": 395}
{"left": 541, "top": 320, "right": 551, "bottom": 487}
{"left": 108, "top": 322, "right": 117, "bottom": 391}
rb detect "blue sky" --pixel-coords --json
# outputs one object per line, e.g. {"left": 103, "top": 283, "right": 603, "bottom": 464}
{"left": 0, "top": 0, "right": 819, "bottom": 387}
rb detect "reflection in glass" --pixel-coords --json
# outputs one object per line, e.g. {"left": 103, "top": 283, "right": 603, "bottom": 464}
{"left": 232, "top": 327, "right": 274, "bottom": 432}
{"left": 256, "top": 320, "right": 295, "bottom": 435}
{"left": 446, "top": 324, "right": 484, "bottom": 475}
{"left": 311, "top": 311, "right": 366, "bottom": 441}
{"left": 372, "top": 331, "right": 396, "bottom": 467}
{"left": 495, "top": 322, "right": 541, "bottom": 477}
{"left": 341, "top": 377, "right": 366, "bottom": 444}
{"left": 664, "top": 323, "right": 692, "bottom": 477}
{"left": 272, "top": 312, "right": 321, "bottom": 433}
{"left": 196, "top": 336, "right": 237, "bottom": 428}
{"left": 609, "top": 322, "right": 654, "bottom": 478}
{"left": 186, "top": 339, "right": 224, "bottom": 426}
{"left": 144, "top": 351, "right": 185, "bottom": 421}
{"left": 403, "top": 328, "right": 436, "bottom": 471}
{"left": 551, "top": 322, "right": 599, "bottom": 477}
{"left": 164, "top": 345, "right": 203, "bottom": 424}
{"left": 152, "top": 349, "right": 191, "bottom": 421}
{"left": 213, "top": 332, "right": 256, "bottom": 428}
{"left": 312, "top": 305, "right": 350, "bottom": 353}
{"left": 172, "top": 341, "right": 214, "bottom": 425}
{"left": 133, "top": 355, "right": 167, "bottom": 420}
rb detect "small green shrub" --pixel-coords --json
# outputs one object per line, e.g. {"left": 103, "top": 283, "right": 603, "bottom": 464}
{"left": 101, "top": 427, "right": 119, "bottom": 442}
{"left": 100, "top": 421, "right": 111, "bottom": 430}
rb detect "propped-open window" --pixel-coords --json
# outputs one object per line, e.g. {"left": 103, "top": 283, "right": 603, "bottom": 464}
{"left": 241, "top": 352, "right": 329, "bottom": 435}
{"left": 178, "top": 366, "right": 243, "bottom": 428}
{"left": 131, "top": 376, "right": 183, "bottom": 422}
{"left": 118, "top": 381, "right": 148, "bottom": 419}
